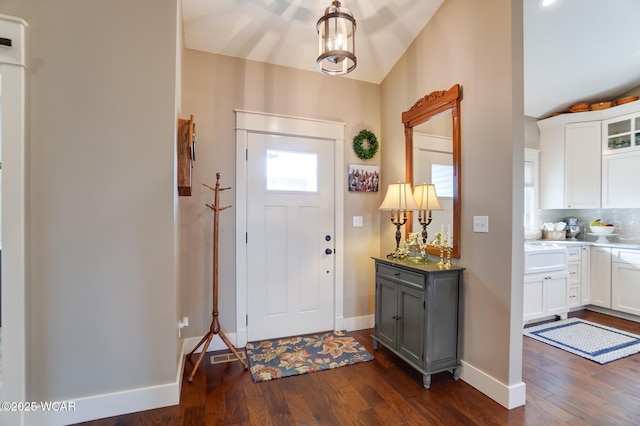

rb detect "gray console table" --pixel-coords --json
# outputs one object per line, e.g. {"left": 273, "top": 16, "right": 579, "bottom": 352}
{"left": 371, "top": 257, "right": 463, "bottom": 389}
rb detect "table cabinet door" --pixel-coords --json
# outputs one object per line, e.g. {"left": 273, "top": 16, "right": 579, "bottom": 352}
{"left": 397, "top": 284, "right": 425, "bottom": 367}
{"left": 375, "top": 277, "right": 398, "bottom": 348}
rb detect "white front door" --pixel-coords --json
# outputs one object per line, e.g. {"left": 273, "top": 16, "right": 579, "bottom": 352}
{"left": 246, "top": 132, "right": 335, "bottom": 341}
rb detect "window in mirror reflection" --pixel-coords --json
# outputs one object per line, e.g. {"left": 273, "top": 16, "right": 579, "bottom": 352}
{"left": 266, "top": 149, "right": 318, "bottom": 192}
{"left": 431, "top": 163, "right": 453, "bottom": 198}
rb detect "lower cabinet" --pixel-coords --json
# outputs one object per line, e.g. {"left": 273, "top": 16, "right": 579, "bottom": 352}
{"left": 590, "top": 247, "right": 612, "bottom": 308}
{"left": 523, "top": 271, "right": 569, "bottom": 322}
{"left": 567, "top": 245, "right": 590, "bottom": 307}
{"left": 372, "top": 258, "right": 463, "bottom": 389}
{"left": 612, "top": 249, "right": 640, "bottom": 316}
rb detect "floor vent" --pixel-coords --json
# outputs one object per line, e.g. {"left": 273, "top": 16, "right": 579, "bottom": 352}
{"left": 210, "top": 351, "right": 247, "bottom": 365}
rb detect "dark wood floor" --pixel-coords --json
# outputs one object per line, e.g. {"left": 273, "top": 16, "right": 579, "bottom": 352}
{"left": 79, "top": 310, "right": 640, "bottom": 425}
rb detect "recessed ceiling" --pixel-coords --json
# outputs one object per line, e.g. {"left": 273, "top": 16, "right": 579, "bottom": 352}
{"left": 182, "top": 0, "right": 640, "bottom": 119}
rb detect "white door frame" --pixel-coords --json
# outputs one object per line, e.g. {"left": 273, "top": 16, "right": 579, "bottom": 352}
{"left": 235, "top": 110, "right": 344, "bottom": 347}
{"left": 0, "top": 13, "right": 28, "bottom": 426}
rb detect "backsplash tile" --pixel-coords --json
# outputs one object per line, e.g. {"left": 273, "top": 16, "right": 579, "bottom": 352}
{"left": 539, "top": 208, "right": 640, "bottom": 243}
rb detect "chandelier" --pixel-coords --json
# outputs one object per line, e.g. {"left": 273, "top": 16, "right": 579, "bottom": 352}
{"left": 316, "top": 1, "right": 357, "bottom": 75}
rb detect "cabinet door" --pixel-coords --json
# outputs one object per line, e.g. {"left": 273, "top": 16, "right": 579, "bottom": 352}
{"left": 602, "top": 150, "right": 640, "bottom": 208}
{"left": 565, "top": 122, "right": 601, "bottom": 209}
{"left": 523, "top": 276, "right": 544, "bottom": 321}
{"left": 375, "top": 277, "right": 398, "bottom": 348}
{"left": 539, "top": 124, "right": 565, "bottom": 209}
{"left": 580, "top": 246, "right": 591, "bottom": 305}
{"left": 545, "top": 275, "right": 568, "bottom": 315}
{"left": 612, "top": 262, "right": 640, "bottom": 316}
{"left": 397, "top": 285, "right": 425, "bottom": 367}
{"left": 590, "top": 247, "right": 612, "bottom": 308}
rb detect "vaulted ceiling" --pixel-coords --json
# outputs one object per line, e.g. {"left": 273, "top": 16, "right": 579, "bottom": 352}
{"left": 182, "top": 0, "right": 640, "bottom": 119}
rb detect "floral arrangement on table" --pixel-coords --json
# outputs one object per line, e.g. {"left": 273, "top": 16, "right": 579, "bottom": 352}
{"left": 430, "top": 231, "right": 443, "bottom": 246}
{"left": 390, "top": 232, "right": 426, "bottom": 261}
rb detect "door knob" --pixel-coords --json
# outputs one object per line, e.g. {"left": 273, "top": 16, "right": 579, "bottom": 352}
{"left": 325, "top": 235, "right": 332, "bottom": 241}
{"left": 325, "top": 248, "right": 333, "bottom": 255}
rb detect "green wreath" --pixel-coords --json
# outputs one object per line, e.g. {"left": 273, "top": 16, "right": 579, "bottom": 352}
{"left": 353, "top": 129, "right": 379, "bottom": 160}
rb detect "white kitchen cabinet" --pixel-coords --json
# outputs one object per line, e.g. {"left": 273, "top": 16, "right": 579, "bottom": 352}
{"left": 611, "top": 249, "right": 640, "bottom": 316}
{"left": 523, "top": 272, "right": 569, "bottom": 322}
{"left": 602, "top": 150, "right": 640, "bottom": 208}
{"left": 579, "top": 246, "right": 591, "bottom": 305}
{"left": 589, "top": 247, "right": 612, "bottom": 308}
{"left": 539, "top": 120, "right": 601, "bottom": 209}
{"left": 567, "top": 245, "right": 590, "bottom": 308}
{"left": 603, "top": 112, "right": 640, "bottom": 154}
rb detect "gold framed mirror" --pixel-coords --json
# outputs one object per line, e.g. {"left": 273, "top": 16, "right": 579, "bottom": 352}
{"left": 402, "top": 84, "right": 461, "bottom": 258}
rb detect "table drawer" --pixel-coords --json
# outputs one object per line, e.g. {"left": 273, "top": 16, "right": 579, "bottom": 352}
{"left": 377, "top": 264, "right": 425, "bottom": 289}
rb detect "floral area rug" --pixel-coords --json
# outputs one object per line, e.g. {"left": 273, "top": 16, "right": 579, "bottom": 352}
{"left": 245, "top": 330, "right": 374, "bottom": 382}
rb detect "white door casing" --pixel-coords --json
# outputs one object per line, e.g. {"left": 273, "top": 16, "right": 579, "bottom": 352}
{"left": 1, "top": 13, "right": 28, "bottom": 425}
{"left": 246, "top": 133, "right": 334, "bottom": 341}
{"left": 235, "top": 111, "right": 344, "bottom": 347}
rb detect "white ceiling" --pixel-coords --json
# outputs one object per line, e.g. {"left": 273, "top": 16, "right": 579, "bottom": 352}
{"left": 182, "top": 0, "right": 640, "bottom": 119}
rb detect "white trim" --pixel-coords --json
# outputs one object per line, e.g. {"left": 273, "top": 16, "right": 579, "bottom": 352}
{"left": 342, "top": 315, "right": 374, "bottom": 331}
{"left": 183, "top": 331, "right": 239, "bottom": 353}
{"left": 24, "top": 343, "right": 187, "bottom": 426}
{"left": 0, "top": 15, "right": 27, "bottom": 426}
{"left": 537, "top": 100, "right": 640, "bottom": 129}
{"left": 460, "top": 360, "right": 526, "bottom": 409}
{"left": 235, "top": 110, "right": 345, "bottom": 347}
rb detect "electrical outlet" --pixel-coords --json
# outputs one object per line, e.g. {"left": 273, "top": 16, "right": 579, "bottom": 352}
{"left": 353, "top": 216, "right": 363, "bottom": 227}
{"left": 178, "top": 316, "right": 189, "bottom": 338}
{"left": 473, "top": 216, "right": 489, "bottom": 233}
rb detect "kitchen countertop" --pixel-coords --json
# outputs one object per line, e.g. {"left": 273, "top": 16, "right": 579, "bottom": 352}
{"left": 526, "top": 239, "right": 640, "bottom": 250}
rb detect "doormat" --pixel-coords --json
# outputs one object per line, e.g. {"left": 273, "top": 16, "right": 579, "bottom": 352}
{"left": 524, "top": 318, "right": 640, "bottom": 364}
{"left": 245, "top": 330, "right": 374, "bottom": 382}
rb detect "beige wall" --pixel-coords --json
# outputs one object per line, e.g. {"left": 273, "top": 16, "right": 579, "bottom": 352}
{"left": 180, "top": 50, "right": 381, "bottom": 337}
{"left": 2, "top": 0, "right": 181, "bottom": 402}
{"left": 0, "top": 0, "right": 526, "bottom": 415}
{"left": 381, "top": 0, "right": 524, "bottom": 390}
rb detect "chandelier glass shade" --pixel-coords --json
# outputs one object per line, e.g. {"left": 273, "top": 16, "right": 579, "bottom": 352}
{"left": 316, "top": 1, "right": 356, "bottom": 75}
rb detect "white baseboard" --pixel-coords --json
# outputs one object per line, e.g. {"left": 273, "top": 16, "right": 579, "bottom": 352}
{"left": 24, "top": 341, "right": 190, "bottom": 425}
{"left": 343, "top": 314, "right": 374, "bottom": 331}
{"left": 460, "top": 360, "right": 526, "bottom": 409}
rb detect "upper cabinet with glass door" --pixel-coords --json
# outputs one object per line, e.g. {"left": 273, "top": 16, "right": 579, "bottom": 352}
{"left": 603, "top": 111, "right": 640, "bottom": 154}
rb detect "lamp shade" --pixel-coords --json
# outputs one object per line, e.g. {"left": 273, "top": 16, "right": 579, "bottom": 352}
{"left": 379, "top": 182, "right": 418, "bottom": 211}
{"left": 413, "top": 183, "right": 444, "bottom": 211}
{"left": 316, "top": 1, "right": 356, "bottom": 75}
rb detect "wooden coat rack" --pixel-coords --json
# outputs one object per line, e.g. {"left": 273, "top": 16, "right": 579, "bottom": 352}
{"left": 187, "top": 173, "right": 248, "bottom": 382}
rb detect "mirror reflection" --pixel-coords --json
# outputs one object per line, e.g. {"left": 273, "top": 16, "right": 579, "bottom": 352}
{"left": 412, "top": 111, "right": 454, "bottom": 246}
{"left": 402, "top": 84, "right": 461, "bottom": 258}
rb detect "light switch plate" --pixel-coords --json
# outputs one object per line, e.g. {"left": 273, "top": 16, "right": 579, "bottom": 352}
{"left": 353, "top": 216, "right": 363, "bottom": 227}
{"left": 473, "top": 215, "right": 489, "bottom": 233}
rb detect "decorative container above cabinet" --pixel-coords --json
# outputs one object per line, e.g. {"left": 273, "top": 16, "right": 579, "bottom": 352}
{"left": 177, "top": 115, "right": 196, "bottom": 196}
